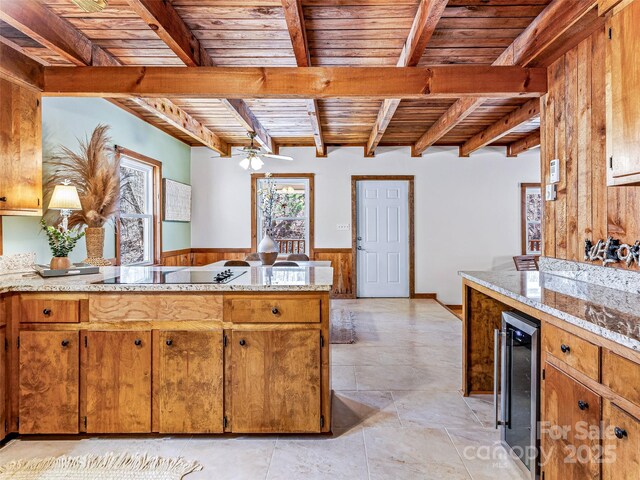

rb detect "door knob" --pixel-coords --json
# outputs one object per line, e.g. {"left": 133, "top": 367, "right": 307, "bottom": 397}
{"left": 239, "top": 339, "right": 246, "bottom": 346}
{"left": 271, "top": 307, "right": 279, "bottom": 315}
{"left": 560, "top": 344, "right": 570, "bottom": 353}
{"left": 614, "top": 427, "right": 627, "bottom": 439}
{"left": 357, "top": 236, "right": 362, "bottom": 241}
{"left": 134, "top": 339, "right": 142, "bottom": 346}
{"left": 577, "top": 400, "right": 588, "bottom": 410}
{"left": 43, "top": 308, "right": 52, "bottom": 316}
{"left": 165, "top": 339, "right": 173, "bottom": 346}
{"left": 0, "top": 197, "right": 6, "bottom": 202}
{"left": 357, "top": 246, "right": 364, "bottom": 250}
{"left": 61, "top": 339, "right": 69, "bottom": 347}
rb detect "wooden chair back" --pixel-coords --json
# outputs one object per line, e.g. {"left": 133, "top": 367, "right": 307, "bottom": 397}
{"left": 224, "top": 260, "right": 250, "bottom": 267}
{"left": 513, "top": 255, "right": 539, "bottom": 271}
{"left": 287, "top": 253, "right": 309, "bottom": 261}
{"left": 273, "top": 261, "right": 299, "bottom": 267}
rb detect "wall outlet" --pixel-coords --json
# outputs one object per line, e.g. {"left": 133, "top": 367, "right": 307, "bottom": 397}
{"left": 336, "top": 224, "right": 351, "bottom": 231}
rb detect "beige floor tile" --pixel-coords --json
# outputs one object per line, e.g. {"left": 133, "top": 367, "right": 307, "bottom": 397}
{"left": 364, "top": 426, "right": 471, "bottom": 480}
{"left": 447, "top": 427, "right": 528, "bottom": 480}
{"left": 355, "top": 364, "right": 461, "bottom": 391}
{"left": 332, "top": 391, "right": 401, "bottom": 429}
{"left": 392, "top": 390, "right": 483, "bottom": 429}
{"left": 331, "top": 365, "right": 357, "bottom": 390}
{"left": 266, "top": 428, "right": 367, "bottom": 480}
{"left": 463, "top": 394, "right": 497, "bottom": 429}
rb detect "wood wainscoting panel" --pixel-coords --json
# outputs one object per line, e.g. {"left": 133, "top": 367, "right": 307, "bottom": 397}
{"left": 191, "top": 248, "right": 252, "bottom": 266}
{"left": 160, "top": 249, "right": 192, "bottom": 267}
{"left": 313, "top": 248, "right": 353, "bottom": 298}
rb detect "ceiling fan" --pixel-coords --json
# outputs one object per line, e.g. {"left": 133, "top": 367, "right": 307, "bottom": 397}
{"left": 72, "top": 0, "right": 108, "bottom": 13}
{"left": 233, "top": 133, "right": 293, "bottom": 171}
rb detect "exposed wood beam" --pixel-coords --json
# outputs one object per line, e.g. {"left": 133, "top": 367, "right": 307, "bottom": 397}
{"left": 281, "top": 0, "right": 325, "bottom": 157}
{"left": 42, "top": 66, "right": 547, "bottom": 99}
{"left": 413, "top": 0, "right": 598, "bottom": 155}
{"left": 127, "top": 0, "right": 272, "bottom": 153}
{"left": 459, "top": 98, "right": 540, "bottom": 157}
{"left": 0, "top": 38, "right": 44, "bottom": 90}
{"left": 507, "top": 130, "right": 541, "bottom": 157}
{"left": 0, "top": 0, "right": 229, "bottom": 155}
{"left": 366, "top": 0, "right": 449, "bottom": 156}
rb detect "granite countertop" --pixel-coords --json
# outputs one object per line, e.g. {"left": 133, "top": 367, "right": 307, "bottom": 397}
{"left": 459, "top": 270, "right": 640, "bottom": 351}
{"left": 0, "top": 265, "right": 333, "bottom": 294}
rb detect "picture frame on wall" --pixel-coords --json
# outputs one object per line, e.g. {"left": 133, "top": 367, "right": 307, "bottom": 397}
{"left": 162, "top": 178, "right": 192, "bottom": 222}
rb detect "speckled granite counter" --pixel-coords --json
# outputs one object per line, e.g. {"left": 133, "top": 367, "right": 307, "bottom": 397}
{"left": 460, "top": 270, "right": 640, "bottom": 351}
{"left": 0, "top": 265, "right": 333, "bottom": 294}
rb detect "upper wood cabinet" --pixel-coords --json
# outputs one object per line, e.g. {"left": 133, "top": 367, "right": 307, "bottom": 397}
{"left": 0, "top": 79, "right": 42, "bottom": 215}
{"left": 606, "top": 0, "right": 640, "bottom": 186}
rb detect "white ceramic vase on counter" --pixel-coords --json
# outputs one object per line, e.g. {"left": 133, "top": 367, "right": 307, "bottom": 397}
{"left": 258, "top": 228, "right": 279, "bottom": 265}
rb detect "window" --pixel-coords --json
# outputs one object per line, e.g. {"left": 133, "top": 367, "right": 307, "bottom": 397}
{"left": 117, "top": 148, "right": 161, "bottom": 265}
{"left": 521, "top": 183, "right": 542, "bottom": 255}
{"left": 252, "top": 174, "right": 314, "bottom": 256}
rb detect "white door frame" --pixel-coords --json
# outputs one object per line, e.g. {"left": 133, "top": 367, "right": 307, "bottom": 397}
{"left": 351, "top": 176, "right": 414, "bottom": 298}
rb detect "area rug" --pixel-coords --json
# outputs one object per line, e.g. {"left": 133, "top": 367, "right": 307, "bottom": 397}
{"left": 330, "top": 309, "right": 357, "bottom": 344}
{"left": 0, "top": 452, "right": 202, "bottom": 480}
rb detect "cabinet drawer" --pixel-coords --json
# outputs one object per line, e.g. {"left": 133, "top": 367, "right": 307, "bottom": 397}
{"left": 542, "top": 324, "right": 599, "bottom": 381}
{"left": 224, "top": 297, "right": 321, "bottom": 323}
{"left": 21, "top": 298, "right": 80, "bottom": 323}
{"left": 602, "top": 349, "right": 640, "bottom": 408}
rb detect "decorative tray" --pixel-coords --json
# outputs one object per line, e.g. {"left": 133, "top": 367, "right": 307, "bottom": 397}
{"left": 34, "top": 263, "right": 101, "bottom": 278}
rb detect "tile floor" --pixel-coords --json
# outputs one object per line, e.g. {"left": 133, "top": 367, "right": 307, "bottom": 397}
{"left": 0, "top": 299, "right": 527, "bottom": 479}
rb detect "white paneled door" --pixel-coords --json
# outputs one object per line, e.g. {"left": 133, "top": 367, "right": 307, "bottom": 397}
{"left": 356, "top": 180, "right": 409, "bottom": 297}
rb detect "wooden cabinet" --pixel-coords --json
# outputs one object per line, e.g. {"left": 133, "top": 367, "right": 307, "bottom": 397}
{"left": 542, "top": 324, "right": 600, "bottom": 381}
{"left": 0, "top": 78, "right": 42, "bottom": 215}
{"left": 153, "top": 330, "right": 224, "bottom": 433}
{"left": 84, "top": 331, "right": 151, "bottom": 433}
{"left": 602, "top": 400, "right": 640, "bottom": 479}
{"left": 19, "top": 331, "right": 79, "bottom": 434}
{"left": 21, "top": 297, "right": 80, "bottom": 323}
{"left": 229, "top": 329, "right": 321, "bottom": 433}
{"left": 541, "top": 363, "right": 602, "bottom": 480}
{"left": 0, "top": 326, "right": 5, "bottom": 440}
{"left": 224, "top": 296, "right": 321, "bottom": 323}
{"left": 606, "top": 0, "right": 640, "bottom": 185}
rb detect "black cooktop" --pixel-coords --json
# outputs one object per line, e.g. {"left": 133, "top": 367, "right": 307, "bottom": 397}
{"left": 95, "top": 269, "right": 247, "bottom": 285}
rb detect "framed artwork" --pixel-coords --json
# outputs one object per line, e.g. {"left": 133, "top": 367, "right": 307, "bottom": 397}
{"left": 162, "top": 178, "right": 191, "bottom": 222}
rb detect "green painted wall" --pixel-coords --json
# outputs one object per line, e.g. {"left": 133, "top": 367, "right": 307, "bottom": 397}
{"left": 2, "top": 97, "right": 192, "bottom": 263}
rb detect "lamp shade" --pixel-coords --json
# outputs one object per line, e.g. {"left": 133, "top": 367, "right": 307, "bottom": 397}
{"left": 49, "top": 184, "right": 82, "bottom": 210}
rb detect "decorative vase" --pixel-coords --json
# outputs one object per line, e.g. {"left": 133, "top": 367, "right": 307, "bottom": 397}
{"left": 83, "top": 227, "right": 111, "bottom": 266}
{"left": 258, "top": 231, "right": 279, "bottom": 265}
{"left": 50, "top": 256, "right": 72, "bottom": 270}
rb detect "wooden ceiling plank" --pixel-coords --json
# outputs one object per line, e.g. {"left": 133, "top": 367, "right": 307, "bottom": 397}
{"left": 0, "top": 0, "right": 229, "bottom": 155}
{"left": 459, "top": 98, "right": 540, "bottom": 157}
{"left": 506, "top": 129, "right": 541, "bottom": 157}
{"left": 413, "top": 0, "right": 598, "bottom": 155}
{"left": 366, "top": 0, "right": 448, "bottom": 156}
{"left": 0, "top": 38, "right": 44, "bottom": 90}
{"left": 42, "top": 65, "right": 548, "bottom": 98}
{"left": 127, "top": 0, "right": 272, "bottom": 152}
{"left": 281, "top": 0, "right": 325, "bottom": 157}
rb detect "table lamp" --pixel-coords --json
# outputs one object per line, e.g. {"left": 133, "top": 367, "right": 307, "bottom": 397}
{"left": 48, "top": 180, "right": 82, "bottom": 232}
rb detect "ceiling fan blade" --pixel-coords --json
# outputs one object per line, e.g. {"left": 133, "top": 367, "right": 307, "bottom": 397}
{"left": 263, "top": 154, "right": 294, "bottom": 161}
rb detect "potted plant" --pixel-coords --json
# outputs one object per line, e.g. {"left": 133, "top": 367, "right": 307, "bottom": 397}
{"left": 41, "top": 220, "right": 85, "bottom": 270}
{"left": 44, "top": 125, "right": 124, "bottom": 266}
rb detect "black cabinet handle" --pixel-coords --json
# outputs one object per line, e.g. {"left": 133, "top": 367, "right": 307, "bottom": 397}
{"left": 578, "top": 400, "right": 588, "bottom": 411}
{"left": 560, "top": 344, "right": 570, "bottom": 353}
{"left": 43, "top": 308, "right": 52, "bottom": 316}
{"left": 134, "top": 339, "right": 142, "bottom": 346}
{"left": 166, "top": 339, "right": 173, "bottom": 346}
{"left": 61, "top": 339, "right": 69, "bottom": 347}
{"left": 614, "top": 427, "right": 627, "bottom": 439}
{"left": 239, "top": 339, "right": 246, "bottom": 346}
{"left": 0, "top": 197, "right": 6, "bottom": 202}
{"left": 271, "top": 307, "right": 279, "bottom": 315}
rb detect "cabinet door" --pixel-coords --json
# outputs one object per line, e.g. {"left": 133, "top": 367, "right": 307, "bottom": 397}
{"left": 19, "top": 331, "right": 79, "bottom": 434}
{"left": 541, "top": 364, "right": 602, "bottom": 479}
{"left": 0, "top": 78, "right": 42, "bottom": 214}
{"left": 603, "top": 401, "right": 639, "bottom": 480}
{"left": 153, "top": 330, "right": 224, "bottom": 433}
{"left": 607, "top": 0, "right": 640, "bottom": 185}
{"left": 0, "top": 326, "right": 5, "bottom": 440}
{"left": 230, "top": 329, "right": 321, "bottom": 433}
{"left": 84, "top": 331, "right": 151, "bottom": 433}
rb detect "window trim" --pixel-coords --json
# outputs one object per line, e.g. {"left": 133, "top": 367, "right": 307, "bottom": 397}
{"left": 520, "top": 182, "right": 542, "bottom": 256}
{"left": 115, "top": 146, "right": 162, "bottom": 266}
{"left": 251, "top": 173, "right": 314, "bottom": 258}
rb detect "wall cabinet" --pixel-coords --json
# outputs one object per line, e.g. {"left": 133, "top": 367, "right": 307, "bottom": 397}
{"left": 230, "top": 329, "right": 322, "bottom": 433}
{"left": 153, "top": 330, "right": 224, "bottom": 433}
{"left": 606, "top": 0, "right": 640, "bottom": 186}
{"left": 0, "top": 78, "right": 42, "bottom": 215}
{"left": 84, "top": 331, "right": 151, "bottom": 433}
{"left": 19, "top": 331, "right": 79, "bottom": 434}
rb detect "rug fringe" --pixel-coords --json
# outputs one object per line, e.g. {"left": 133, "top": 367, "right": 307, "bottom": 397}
{"left": 0, "top": 452, "right": 203, "bottom": 477}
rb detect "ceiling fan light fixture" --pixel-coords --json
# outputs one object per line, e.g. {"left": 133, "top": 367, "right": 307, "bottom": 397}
{"left": 250, "top": 157, "right": 264, "bottom": 171}
{"left": 239, "top": 158, "right": 251, "bottom": 170}
{"left": 72, "top": 0, "right": 108, "bottom": 13}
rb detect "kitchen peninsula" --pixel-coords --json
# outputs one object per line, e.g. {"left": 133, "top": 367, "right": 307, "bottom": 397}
{"left": 0, "top": 265, "right": 333, "bottom": 438}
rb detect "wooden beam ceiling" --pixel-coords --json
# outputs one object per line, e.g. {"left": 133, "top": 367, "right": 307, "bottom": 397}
{"left": 459, "top": 98, "right": 540, "bottom": 157}
{"left": 0, "top": 38, "right": 44, "bottom": 90}
{"left": 281, "top": 0, "right": 325, "bottom": 157}
{"left": 412, "top": 0, "right": 598, "bottom": 155}
{"left": 0, "top": 0, "right": 230, "bottom": 155}
{"left": 42, "top": 65, "right": 547, "bottom": 99}
{"left": 126, "top": 0, "right": 273, "bottom": 153}
{"left": 507, "top": 130, "right": 541, "bottom": 157}
{"left": 366, "top": 0, "right": 449, "bottom": 156}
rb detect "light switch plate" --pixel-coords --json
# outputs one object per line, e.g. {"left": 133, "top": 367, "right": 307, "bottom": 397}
{"left": 545, "top": 184, "right": 557, "bottom": 201}
{"left": 550, "top": 159, "right": 560, "bottom": 183}
{"left": 336, "top": 224, "right": 351, "bottom": 231}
